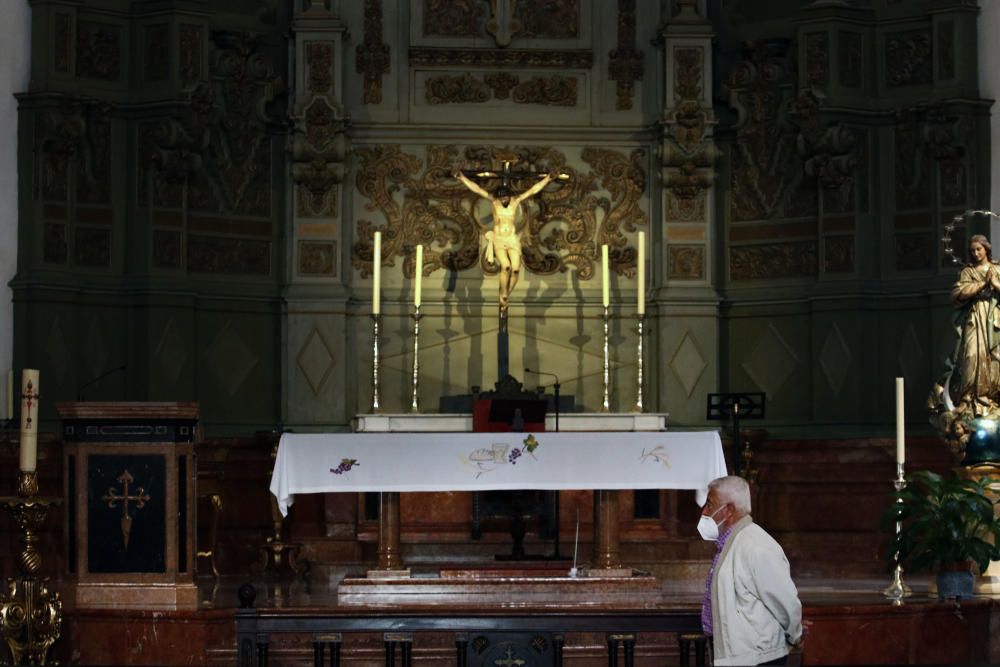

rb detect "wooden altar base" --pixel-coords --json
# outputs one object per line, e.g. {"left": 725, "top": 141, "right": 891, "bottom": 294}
{"left": 339, "top": 567, "right": 661, "bottom": 606}
{"left": 50, "top": 572, "right": 1000, "bottom": 666}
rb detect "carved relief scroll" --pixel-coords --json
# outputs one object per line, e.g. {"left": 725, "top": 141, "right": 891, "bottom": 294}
{"left": 356, "top": 0, "right": 390, "bottom": 104}
{"left": 350, "top": 145, "right": 647, "bottom": 283}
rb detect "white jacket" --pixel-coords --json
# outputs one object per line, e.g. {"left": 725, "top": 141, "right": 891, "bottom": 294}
{"left": 711, "top": 516, "right": 802, "bottom": 666}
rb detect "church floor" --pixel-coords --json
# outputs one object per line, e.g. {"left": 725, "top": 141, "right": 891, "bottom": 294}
{"left": 51, "top": 567, "right": 997, "bottom": 666}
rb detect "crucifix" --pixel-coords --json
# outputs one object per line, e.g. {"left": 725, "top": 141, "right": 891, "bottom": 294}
{"left": 453, "top": 157, "right": 568, "bottom": 380}
{"left": 102, "top": 469, "right": 151, "bottom": 550}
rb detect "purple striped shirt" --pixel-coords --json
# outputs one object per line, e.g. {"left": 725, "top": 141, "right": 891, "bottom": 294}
{"left": 701, "top": 523, "right": 735, "bottom": 637}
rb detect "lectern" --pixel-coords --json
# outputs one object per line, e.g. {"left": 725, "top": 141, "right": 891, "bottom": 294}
{"left": 58, "top": 402, "right": 199, "bottom": 610}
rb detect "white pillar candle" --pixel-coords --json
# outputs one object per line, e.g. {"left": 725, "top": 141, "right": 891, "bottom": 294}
{"left": 414, "top": 244, "right": 423, "bottom": 308}
{"left": 895, "top": 376, "right": 905, "bottom": 464}
{"left": 602, "top": 244, "right": 610, "bottom": 308}
{"left": 637, "top": 232, "right": 645, "bottom": 315}
{"left": 373, "top": 231, "right": 382, "bottom": 315}
{"left": 19, "top": 369, "right": 39, "bottom": 472}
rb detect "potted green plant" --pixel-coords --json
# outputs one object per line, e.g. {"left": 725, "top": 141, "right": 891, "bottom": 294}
{"left": 882, "top": 470, "right": 1000, "bottom": 599}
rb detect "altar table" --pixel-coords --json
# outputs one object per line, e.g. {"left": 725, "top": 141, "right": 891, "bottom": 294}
{"left": 270, "top": 430, "right": 726, "bottom": 573}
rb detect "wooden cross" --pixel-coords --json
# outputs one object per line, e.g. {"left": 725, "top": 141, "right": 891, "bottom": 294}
{"left": 102, "top": 469, "right": 151, "bottom": 551}
{"left": 494, "top": 647, "right": 526, "bottom": 667}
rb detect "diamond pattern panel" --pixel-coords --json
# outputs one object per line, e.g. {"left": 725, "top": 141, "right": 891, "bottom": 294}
{"left": 297, "top": 328, "right": 335, "bottom": 396}
{"left": 819, "top": 323, "right": 852, "bottom": 396}
{"left": 742, "top": 324, "right": 799, "bottom": 397}
{"left": 670, "top": 331, "right": 707, "bottom": 398}
{"left": 205, "top": 320, "right": 259, "bottom": 397}
{"left": 155, "top": 318, "right": 188, "bottom": 387}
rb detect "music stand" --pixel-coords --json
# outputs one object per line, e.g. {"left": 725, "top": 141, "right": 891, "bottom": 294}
{"left": 706, "top": 393, "right": 766, "bottom": 476}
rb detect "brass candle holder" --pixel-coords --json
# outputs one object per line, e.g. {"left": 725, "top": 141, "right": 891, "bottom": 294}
{"left": 371, "top": 313, "right": 383, "bottom": 413}
{"left": 0, "top": 470, "right": 62, "bottom": 665}
{"left": 633, "top": 313, "right": 644, "bottom": 413}
{"left": 410, "top": 306, "right": 422, "bottom": 413}
{"left": 883, "top": 463, "right": 912, "bottom": 602}
{"left": 600, "top": 305, "right": 611, "bottom": 413}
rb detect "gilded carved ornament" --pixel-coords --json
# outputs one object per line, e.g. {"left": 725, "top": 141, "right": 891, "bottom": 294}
{"left": 350, "top": 145, "right": 648, "bottom": 282}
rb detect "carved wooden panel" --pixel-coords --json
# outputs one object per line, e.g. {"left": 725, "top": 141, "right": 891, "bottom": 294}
{"left": 76, "top": 20, "right": 122, "bottom": 81}
{"left": 894, "top": 233, "right": 932, "bottom": 271}
{"left": 299, "top": 241, "right": 337, "bottom": 276}
{"left": 54, "top": 14, "right": 72, "bottom": 73}
{"left": 152, "top": 231, "right": 182, "bottom": 269}
{"left": 179, "top": 24, "right": 203, "bottom": 83}
{"left": 187, "top": 236, "right": 270, "bottom": 276}
{"left": 805, "top": 32, "right": 828, "bottom": 89}
{"left": 425, "top": 73, "right": 578, "bottom": 106}
{"left": 824, "top": 236, "right": 854, "bottom": 273}
{"left": 75, "top": 228, "right": 111, "bottom": 267}
{"left": 356, "top": 0, "right": 390, "bottom": 104}
{"left": 839, "top": 31, "right": 862, "bottom": 88}
{"left": 608, "top": 0, "right": 643, "bottom": 110}
{"left": 730, "top": 241, "right": 817, "bottom": 281}
{"left": 668, "top": 245, "right": 704, "bottom": 280}
{"left": 515, "top": 0, "right": 580, "bottom": 39}
{"left": 351, "top": 144, "right": 647, "bottom": 282}
{"left": 938, "top": 21, "right": 955, "bottom": 80}
{"left": 145, "top": 24, "right": 169, "bottom": 81}
{"left": 44, "top": 224, "right": 68, "bottom": 264}
{"left": 422, "top": 0, "right": 482, "bottom": 37}
{"left": 306, "top": 42, "right": 334, "bottom": 95}
{"left": 409, "top": 49, "right": 593, "bottom": 69}
{"left": 885, "top": 29, "right": 932, "bottom": 87}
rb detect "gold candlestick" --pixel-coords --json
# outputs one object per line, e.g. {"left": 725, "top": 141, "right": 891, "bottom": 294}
{"left": 410, "top": 306, "right": 422, "bottom": 413}
{"left": 633, "top": 314, "right": 644, "bottom": 413}
{"left": 601, "top": 305, "right": 611, "bottom": 413}
{"left": 0, "top": 471, "right": 62, "bottom": 665}
{"left": 883, "top": 463, "right": 912, "bottom": 602}
{"left": 371, "top": 313, "right": 382, "bottom": 413}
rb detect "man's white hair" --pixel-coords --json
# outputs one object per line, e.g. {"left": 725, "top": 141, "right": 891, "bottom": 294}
{"left": 708, "top": 475, "right": 751, "bottom": 514}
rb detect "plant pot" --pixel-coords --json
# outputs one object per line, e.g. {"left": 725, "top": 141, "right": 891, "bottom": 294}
{"left": 936, "top": 569, "right": 975, "bottom": 600}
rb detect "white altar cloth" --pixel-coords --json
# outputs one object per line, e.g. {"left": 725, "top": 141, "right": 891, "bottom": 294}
{"left": 271, "top": 430, "right": 727, "bottom": 516}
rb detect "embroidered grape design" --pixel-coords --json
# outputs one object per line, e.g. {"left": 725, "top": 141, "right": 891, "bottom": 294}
{"left": 331, "top": 458, "right": 359, "bottom": 475}
{"left": 508, "top": 448, "right": 523, "bottom": 464}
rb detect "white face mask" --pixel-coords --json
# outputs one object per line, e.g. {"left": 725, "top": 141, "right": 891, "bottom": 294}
{"left": 697, "top": 506, "right": 725, "bottom": 541}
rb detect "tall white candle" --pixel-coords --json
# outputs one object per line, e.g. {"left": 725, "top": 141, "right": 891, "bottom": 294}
{"left": 5, "top": 369, "right": 12, "bottom": 421}
{"left": 637, "top": 232, "right": 645, "bottom": 315}
{"left": 602, "top": 244, "right": 610, "bottom": 308}
{"left": 19, "top": 369, "right": 39, "bottom": 472}
{"left": 414, "top": 244, "right": 423, "bottom": 308}
{"left": 895, "top": 377, "right": 905, "bottom": 464}
{"left": 372, "top": 231, "right": 382, "bottom": 315}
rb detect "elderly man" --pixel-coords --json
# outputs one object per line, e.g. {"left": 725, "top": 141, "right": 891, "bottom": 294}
{"left": 699, "top": 475, "right": 803, "bottom": 666}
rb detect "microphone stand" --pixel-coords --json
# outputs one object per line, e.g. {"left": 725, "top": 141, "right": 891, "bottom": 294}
{"left": 77, "top": 364, "right": 127, "bottom": 401}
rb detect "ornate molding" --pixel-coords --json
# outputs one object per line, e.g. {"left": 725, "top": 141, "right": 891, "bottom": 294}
{"left": 143, "top": 31, "right": 282, "bottom": 217}
{"left": 730, "top": 241, "right": 817, "bottom": 280}
{"left": 306, "top": 42, "right": 334, "bottom": 95}
{"left": 76, "top": 20, "right": 121, "bottom": 82}
{"left": 660, "top": 46, "right": 717, "bottom": 204}
{"left": 608, "top": 0, "right": 643, "bottom": 111}
{"left": 409, "top": 48, "right": 593, "bottom": 69}
{"left": 885, "top": 29, "right": 932, "bottom": 87}
{"left": 356, "top": 0, "right": 390, "bottom": 104}
{"left": 423, "top": 0, "right": 483, "bottom": 37}
{"left": 425, "top": 73, "right": 578, "bottom": 106}
{"left": 350, "top": 145, "right": 647, "bottom": 282}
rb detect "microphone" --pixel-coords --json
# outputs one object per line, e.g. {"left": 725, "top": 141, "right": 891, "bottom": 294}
{"left": 78, "top": 364, "right": 127, "bottom": 401}
{"left": 524, "top": 367, "right": 559, "bottom": 384}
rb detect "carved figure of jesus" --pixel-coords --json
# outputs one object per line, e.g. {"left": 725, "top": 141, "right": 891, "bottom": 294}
{"left": 453, "top": 170, "right": 556, "bottom": 311}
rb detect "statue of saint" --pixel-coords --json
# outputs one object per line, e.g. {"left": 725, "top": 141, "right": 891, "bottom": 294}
{"left": 930, "top": 234, "right": 1000, "bottom": 458}
{"left": 453, "top": 170, "right": 558, "bottom": 311}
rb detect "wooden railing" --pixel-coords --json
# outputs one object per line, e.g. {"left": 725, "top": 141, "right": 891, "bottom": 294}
{"left": 235, "top": 599, "right": 703, "bottom": 667}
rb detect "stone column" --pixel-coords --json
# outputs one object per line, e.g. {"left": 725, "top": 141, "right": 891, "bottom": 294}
{"left": 655, "top": 0, "right": 720, "bottom": 425}
{"left": 285, "top": 1, "right": 351, "bottom": 430}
